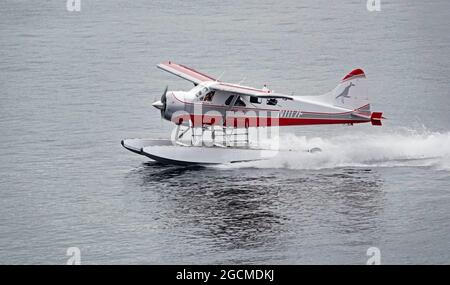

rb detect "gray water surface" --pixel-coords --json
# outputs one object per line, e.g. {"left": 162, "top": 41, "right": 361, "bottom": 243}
{"left": 1, "top": 0, "right": 450, "bottom": 264}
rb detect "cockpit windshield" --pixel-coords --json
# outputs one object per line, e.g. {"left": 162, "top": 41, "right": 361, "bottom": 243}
{"left": 190, "top": 84, "right": 209, "bottom": 97}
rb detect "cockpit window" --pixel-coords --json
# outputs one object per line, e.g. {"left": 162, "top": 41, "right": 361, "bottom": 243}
{"left": 190, "top": 84, "right": 202, "bottom": 94}
{"left": 191, "top": 84, "right": 209, "bottom": 97}
{"left": 196, "top": 87, "right": 208, "bottom": 97}
{"left": 203, "top": 91, "right": 215, "bottom": 101}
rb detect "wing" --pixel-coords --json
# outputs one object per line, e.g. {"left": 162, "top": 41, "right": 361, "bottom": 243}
{"left": 209, "top": 82, "right": 293, "bottom": 100}
{"left": 157, "top": 61, "right": 293, "bottom": 100}
{"left": 157, "top": 61, "right": 217, "bottom": 84}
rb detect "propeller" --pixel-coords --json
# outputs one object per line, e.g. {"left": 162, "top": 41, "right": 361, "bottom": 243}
{"left": 152, "top": 85, "right": 168, "bottom": 118}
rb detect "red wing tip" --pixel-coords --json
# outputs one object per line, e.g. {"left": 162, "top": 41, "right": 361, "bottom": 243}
{"left": 342, "top": 68, "right": 365, "bottom": 81}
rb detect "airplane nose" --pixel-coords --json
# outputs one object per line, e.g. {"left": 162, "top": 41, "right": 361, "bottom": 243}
{"left": 152, "top": 100, "right": 163, "bottom": 110}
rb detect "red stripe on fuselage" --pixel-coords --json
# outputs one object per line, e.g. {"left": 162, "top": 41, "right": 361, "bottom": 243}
{"left": 173, "top": 114, "right": 370, "bottom": 127}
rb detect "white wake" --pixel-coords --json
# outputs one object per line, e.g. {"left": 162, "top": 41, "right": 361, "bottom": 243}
{"left": 224, "top": 129, "right": 450, "bottom": 171}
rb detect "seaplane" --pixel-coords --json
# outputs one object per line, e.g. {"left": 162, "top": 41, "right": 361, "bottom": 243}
{"left": 122, "top": 61, "right": 384, "bottom": 165}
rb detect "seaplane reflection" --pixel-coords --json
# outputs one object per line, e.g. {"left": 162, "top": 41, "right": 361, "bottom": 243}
{"left": 126, "top": 163, "right": 385, "bottom": 257}
{"left": 132, "top": 162, "right": 287, "bottom": 251}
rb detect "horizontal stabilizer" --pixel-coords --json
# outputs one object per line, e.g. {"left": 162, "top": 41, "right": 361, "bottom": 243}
{"left": 371, "top": 112, "right": 383, "bottom": 126}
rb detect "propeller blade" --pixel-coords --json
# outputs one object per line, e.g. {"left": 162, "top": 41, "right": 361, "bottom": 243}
{"left": 161, "top": 85, "right": 168, "bottom": 102}
{"left": 160, "top": 85, "right": 168, "bottom": 117}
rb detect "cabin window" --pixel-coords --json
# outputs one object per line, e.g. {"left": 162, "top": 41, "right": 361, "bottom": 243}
{"left": 225, "top": 95, "right": 234, "bottom": 105}
{"left": 250, "top": 96, "right": 261, "bottom": 104}
{"left": 267, "top": 98, "right": 278, "bottom": 106}
{"left": 234, "top": 96, "right": 246, "bottom": 107}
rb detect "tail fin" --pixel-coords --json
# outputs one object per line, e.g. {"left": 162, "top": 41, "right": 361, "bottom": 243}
{"left": 330, "top": 69, "right": 369, "bottom": 111}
